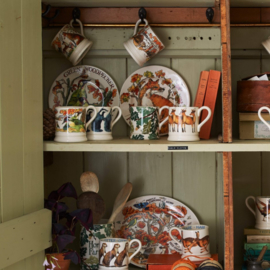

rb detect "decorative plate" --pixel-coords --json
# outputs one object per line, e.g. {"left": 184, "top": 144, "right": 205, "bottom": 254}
{"left": 115, "top": 195, "right": 199, "bottom": 268}
{"left": 120, "top": 66, "right": 190, "bottom": 135}
{"left": 48, "top": 65, "right": 120, "bottom": 110}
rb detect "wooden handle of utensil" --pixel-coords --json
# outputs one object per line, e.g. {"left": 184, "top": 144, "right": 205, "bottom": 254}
{"left": 80, "top": 171, "right": 99, "bottom": 193}
{"left": 256, "top": 245, "right": 268, "bottom": 262}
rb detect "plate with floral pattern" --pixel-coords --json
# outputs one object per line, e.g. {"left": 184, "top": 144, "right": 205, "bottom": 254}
{"left": 120, "top": 66, "right": 190, "bottom": 135}
{"left": 48, "top": 65, "right": 120, "bottom": 110}
{"left": 115, "top": 195, "right": 199, "bottom": 268}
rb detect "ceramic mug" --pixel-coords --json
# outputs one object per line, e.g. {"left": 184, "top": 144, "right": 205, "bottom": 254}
{"left": 159, "top": 106, "right": 211, "bottom": 141}
{"left": 86, "top": 107, "right": 122, "bottom": 141}
{"left": 99, "top": 238, "right": 142, "bottom": 270}
{"left": 51, "top": 19, "right": 93, "bottom": 66}
{"left": 124, "top": 19, "right": 165, "bottom": 66}
{"left": 130, "top": 106, "right": 162, "bottom": 140}
{"left": 246, "top": 196, "right": 270, "bottom": 229}
{"left": 169, "top": 225, "right": 210, "bottom": 261}
{"left": 262, "top": 37, "right": 270, "bottom": 55}
{"left": 258, "top": 107, "right": 270, "bottom": 130}
{"left": 54, "top": 106, "right": 96, "bottom": 142}
{"left": 80, "top": 222, "right": 115, "bottom": 270}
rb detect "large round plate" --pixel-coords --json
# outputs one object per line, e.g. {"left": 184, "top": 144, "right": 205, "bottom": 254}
{"left": 120, "top": 66, "right": 190, "bottom": 135}
{"left": 115, "top": 195, "right": 199, "bottom": 268}
{"left": 48, "top": 65, "right": 120, "bottom": 110}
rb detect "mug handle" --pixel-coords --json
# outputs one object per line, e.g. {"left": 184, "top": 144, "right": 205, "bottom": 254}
{"left": 128, "top": 239, "right": 142, "bottom": 261}
{"left": 70, "top": 19, "right": 85, "bottom": 36}
{"left": 198, "top": 106, "right": 212, "bottom": 132}
{"left": 245, "top": 196, "right": 256, "bottom": 217}
{"left": 169, "top": 227, "right": 183, "bottom": 249}
{"left": 85, "top": 106, "right": 97, "bottom": 130}
{"left": 111, "top": 106, "right": 122, "bottom": 129}
{"left": 133, "top": 19, "right": 148, "bottom": 36}
{"left": 159, "top": 106, "right": 170, "bottom": 129}
{"left": 258, "top": 107, "right": 270, "bottom": 130}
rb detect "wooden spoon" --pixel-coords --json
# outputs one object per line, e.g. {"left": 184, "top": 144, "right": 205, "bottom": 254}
{"left": 80, "top": 171, "right": 99, "bottom": 193}
{"left": 107, "top": 183, "right": 133, "bottom": 224}
{"left": 77, "top": 191, "right": 105, "bottom": 224}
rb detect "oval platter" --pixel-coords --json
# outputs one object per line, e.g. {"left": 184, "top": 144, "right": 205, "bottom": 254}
{"left": 115, "top": 195, "right": 199, "bottom": 268}
{"left": 48, "top": 65, "right": 120, "bottom": 110}
{"left": 120, "top": 66, "right": 190, "bottom": 135}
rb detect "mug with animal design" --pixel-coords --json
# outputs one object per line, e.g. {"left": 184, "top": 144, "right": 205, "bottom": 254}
{"left": 130, "top": 106, "right": 162, "bottom": 140}
{"left": 80, "top": 222, "right": 115, "bottom": 270}
{"left": 246, "top": 196, "right": 270, "bottom": 229}
{"left": 159, "top": 106, "right": 211, "bottom": 141}
{"left": 99, "top": 238, "right": 142, "bottom": 270}
{"left": 169, "top": 225, "right": 210, "bottom": 261}
{"left": 54, "top": 106, "right": 97, "bottom": 142}
{"left": 51, "top": 19, "right": 93, "bottom": 66}
{"left": 124, "top": 19, "right": 165, "bottom": 66}
{"left": 86, "top": 106, "right": 122, "bottom": 140}
{"left": 258, "top": 106, "right": 270, "bottom": 131}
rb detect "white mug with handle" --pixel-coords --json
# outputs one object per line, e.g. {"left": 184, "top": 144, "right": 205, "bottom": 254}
{"left": 258, "top": 106, "right": 270, "bottom": 130}
{"left": 246, "top": 196, "right": 270, "bottom": 229}
{"left": 99, "top": 238, "right": 142, "bottom": 270}
{"left": 159, "top": 106, "right": 211, "bottom": 141}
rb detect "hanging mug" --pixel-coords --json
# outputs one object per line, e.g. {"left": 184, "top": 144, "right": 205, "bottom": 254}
{"left": 258, "top": 106, "right": 270, "bottom": 130}
{"left": 124, "top": 19, "right": 165, "bottom": 66}
{"left": 169, "top": 225, "right": 210, "bottom": 261}
{"left": 159, "top": 106, "right": 211, "bottom": 141}
{"left": 99, "top": 238, "right": 142, "bottom": 270}
{"left": 246, "top": 196, "right": 270, "bottom": 229}
{"left": 54, "top": 106, "right": 96, "bottom": 142}
{"left": 51, "top": 19, "right": 93, "bottom": 65}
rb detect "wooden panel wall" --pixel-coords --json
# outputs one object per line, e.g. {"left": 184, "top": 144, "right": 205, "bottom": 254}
{"left": 43, "top": 26, "right": 224, "bottom": 269}
{"left": 0, "top": 0, "right": 46, "bottom": 269}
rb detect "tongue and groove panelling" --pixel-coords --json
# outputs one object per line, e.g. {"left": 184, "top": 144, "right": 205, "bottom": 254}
{"left": 43, "top": 26, "right": 227, "bottom": 269}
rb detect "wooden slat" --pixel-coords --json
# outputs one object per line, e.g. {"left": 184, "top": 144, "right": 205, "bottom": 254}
{"left": 221, "top": 0, "right": 232, "bottom": 143}
{"left": 42, "top": 7, "right": 270, "bottom": 27}
{"left": 0, "top": 209, "right": 52, "bottom": 269}
{"left": 223, "top": 152, "right": 233, "bottom": 270}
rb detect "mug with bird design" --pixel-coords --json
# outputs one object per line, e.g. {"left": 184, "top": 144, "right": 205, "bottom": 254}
{"left": 124, "top": 19, "right": 165, "bottom": 67}
{"left": 159, "top": 106, "right": 211, "bottom": 141}
{"left": 246, "top": 196, "right": 270, "bottom": 229}
{"left": 51, "top": 19, "right": 93, "bottom": 65}
{"left": 99, "top": 238, "right": 142, "bottom": 270}
{"left": 86, "top": 106, "right": 122, "bottom": 141}
{"left": 169, "top": 225, "right": 210, "bottom": 261}
{"left": 54, "top": 106, "right": 97, "bottom": 142}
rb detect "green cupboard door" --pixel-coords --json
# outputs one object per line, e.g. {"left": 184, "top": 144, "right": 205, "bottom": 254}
{"left": 0, "top": 0, "right": 51, "bottom": 269}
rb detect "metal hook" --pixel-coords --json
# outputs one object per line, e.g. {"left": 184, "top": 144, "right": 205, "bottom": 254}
{"left": 72, "top": 7, "right": 81, "bottom": 23}
{"left": 42, "top": 4, "right": 60, "bottom": 22}
{"left": 206, "top": 7, "right": 214, "bottom": 23}
{"left": 138, "top": 7, "right": 147, "bottom": 24}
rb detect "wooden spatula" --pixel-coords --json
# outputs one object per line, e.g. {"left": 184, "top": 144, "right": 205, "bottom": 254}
{"left": 77, "top": 191, "right": 105, "bottom": 224}
{"left": 107, "top": 183, "right": 133, "bottom": 224}
{"left": 80, "top": 171, "right": 99, "bottom": 193}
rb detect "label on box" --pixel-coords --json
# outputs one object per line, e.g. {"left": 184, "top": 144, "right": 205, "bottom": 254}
{"left": 254, "top": 121, "right": 270, "bottom": 138}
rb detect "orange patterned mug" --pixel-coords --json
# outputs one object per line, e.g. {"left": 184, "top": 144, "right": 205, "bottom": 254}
{"left": 124, "top": 19, "right": 165, "bottom": 66}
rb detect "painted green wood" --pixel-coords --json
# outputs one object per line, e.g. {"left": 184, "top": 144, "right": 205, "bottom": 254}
{"left": 216, "top": 153, "right": 224, "bottom": 262}
{"left": 84, "top": 153, "right": 128, "bottom": 218}
{"left": 44, "top": 0, "right": 216, "bottom": 8}
{"left": 172, "top": 153, "right": 217, "bottom": 253}
{"left": 232, "top": 153, "right": 262, "bottom": 267}
{"left": 43, "top": 28, "right": 221, "bottom": 51}
{"left": 0, "top": 209, "right": 52, "bottom": 269}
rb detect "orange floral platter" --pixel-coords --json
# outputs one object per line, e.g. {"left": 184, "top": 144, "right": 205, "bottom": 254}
{"left": 48, "top": 65, "right": 120, "bottom": 110}
{"left": 120, "top": 66, "right": 190, "bottom": 135}
{"left": 115, "top": 195, "right": 199, "bottom": 268}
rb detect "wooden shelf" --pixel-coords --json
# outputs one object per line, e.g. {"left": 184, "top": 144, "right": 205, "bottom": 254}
{"left": 43, "top": 137, "right": 270, "bottom": 152}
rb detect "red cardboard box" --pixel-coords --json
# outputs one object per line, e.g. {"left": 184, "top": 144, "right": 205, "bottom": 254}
{"left": 146, "top": 254, "right": 219, "bottom": 270}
